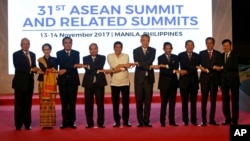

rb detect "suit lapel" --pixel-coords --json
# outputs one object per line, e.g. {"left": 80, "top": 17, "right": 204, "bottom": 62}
{"left": 88, "top": 56, "right": 93, "bottom": 64}
{"left": 210, "top": 52, "right": 217, "bottom": 64}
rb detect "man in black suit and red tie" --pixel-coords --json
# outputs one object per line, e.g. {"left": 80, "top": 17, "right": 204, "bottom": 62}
{"left": 178, "top": 40, "right": 200, "bottom": 126}
{"left": 56, "top": 37, "right": 82, "bottom": 129}
{"left": 158, "top": 42, "right": 179, "bottom": 127}
{"left": 220, "top": 39, "right": 240, "bottom": 125}
{"left": 82, "top": 43, "right": 107, "bottom": 128}
{"left": 132, "top": 34, "right": 158, "bottom": 127}
{"left": 12, "top": 38, "right": 40, "bottom": 130}
{"left": 197, "top": 37, "right": 222, "bottom": 126}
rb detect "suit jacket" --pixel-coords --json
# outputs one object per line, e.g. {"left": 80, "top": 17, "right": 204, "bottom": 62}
{"left": 199, "top": 49, "right": 222, "bottom": 85}
{"left": 12, "top": 50, "right": 36, "bottom": 91}
{"left": 37, "top": 56, "right": 58, "bottom": 81}
{"left": 220, "top": 51, "right": 240, "bottom": 87}
{"left": 178, "top": 51, "right": 200, "bottom": 89}
{"left": 82, "top": 54, "right": 107, "bottom": 89}
{"left": 133, "top": 46, "right": 156, "bottom": 84}
{"left": 158, "top": 53, "right": 179, "bottom": 90}
{"left": 56, "top": 49, "right": 80, "bottom": 86}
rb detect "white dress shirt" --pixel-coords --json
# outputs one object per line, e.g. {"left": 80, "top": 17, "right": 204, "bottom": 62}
{"left": 107, "top": 53, "right": 130, "bottom": 86}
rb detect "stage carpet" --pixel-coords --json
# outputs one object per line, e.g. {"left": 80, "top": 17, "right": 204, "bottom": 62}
{"left": 1, "top": 102, "right": 250, "bottom": 141}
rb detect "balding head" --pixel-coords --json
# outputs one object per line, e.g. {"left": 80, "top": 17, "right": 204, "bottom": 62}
{"left": 20, "top": 38, "right": 30, "bottom": 51}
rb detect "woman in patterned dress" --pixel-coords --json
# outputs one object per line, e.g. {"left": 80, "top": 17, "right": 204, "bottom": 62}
{"left": 37, "top": 43, "right": 58, "bottom": 129}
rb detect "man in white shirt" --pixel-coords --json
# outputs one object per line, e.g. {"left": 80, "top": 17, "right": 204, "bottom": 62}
{"left": 107, "top": 41, "right": 132, "bottom": 127}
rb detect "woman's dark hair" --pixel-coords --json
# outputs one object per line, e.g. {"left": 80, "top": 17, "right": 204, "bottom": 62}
{"left": 42, "top": 43, "right": 52, "bottom": 50}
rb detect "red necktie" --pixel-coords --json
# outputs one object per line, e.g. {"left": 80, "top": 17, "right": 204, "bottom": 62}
{"left": 209, "top": 52, "right": 212, "bottom": 60}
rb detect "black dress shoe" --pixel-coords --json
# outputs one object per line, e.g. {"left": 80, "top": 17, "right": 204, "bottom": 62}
{"left": 98, "top": 125, "right": 105, "bottom": 128}
{"left": 221, "top": 121, "right": 231, "bottom": 125}
{"left": 123, "top": 122, "right": 132, "bottom": 127}
{"left": 60, "top": 124, "right": 68, "bottom": 129}
{"left": 16, "top": 127, "right": 21, "bottom": 131}
{"left": 169, "top": 123, "right": 178, "bottom": 126}
{"left": 137, "top": 123, "right": 143, "bottom": 127}
{"left": 200, "top": 123, "right": 207, "bottom": 126}
{"left": 42, "top": 127, "right": 53, "bottom": 129}
{"left": 113, "top": 122, "right": 120, "bottom": 127}
{"left": 232, "top": 122, "right": 238, "bottom": 125}
{"left": 25, "top": 126, "right": 32, "bottom": 130}
{"left": 183, "top": 122, "right": 188, "bottom": 126}
{"left": 69, "top": 124, "right": 77, "bottom": 129}
{"left": 85, "top": 125, "right": 94, "bottom": 128}
{"left": 144, "top": 122, "right": 152, "bottom": 127}
{"left": 160, "top": 122, "right": 166, "bottom": 127}
{"left": 209, "top": 121, "right": 219, "bottom": 126}
{"left": 191, "top": 122, "right": 199, "bottom": 126}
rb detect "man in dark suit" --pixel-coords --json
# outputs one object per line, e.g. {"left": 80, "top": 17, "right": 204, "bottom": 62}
{"left": 82, "top": 43, "right": 107, "bottom": 128}
{"left": 198, "top": 37, "right": 221, "bottom": 126}
{"left": 12, "top": 38, "right": 40, "bottom": 130}
{"left": 178, "top": 40, "right": 200, "bottom": 126}
{"left": 158, "top": 42, "right": 179, "bottom": 127}
{"left": 220, "top": 39, "right": 240, "bottom": 125}
{"left": 56, "top": 37, "right": 82, "bottom": 129}
{"left": 133, "top": 34, "right": 158, "bottom": 127}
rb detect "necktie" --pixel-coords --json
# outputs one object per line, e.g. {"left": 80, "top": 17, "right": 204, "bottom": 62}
{"left": 92, "top": 56, "right": 96, "bottom": 83}
{"left": 92, "top": 57, "right": 96, "bottom": 62}
{"left": 25, "top": 52, "right": 31, "bottom": 66}
{"left": 188, "top": 53, "right": 192, "bottom": 61}
{"left": 225, "top": 53, "right": 229, "bottom": 63}
{"left": 67, "top": 51, "right": 70, "bottom": 56}
{"left": 209, "top": 51, "right": 212, "bottom": 60}
{"left": 167, "top": 55, "right": 170, "bottom": 62}
{"left": 142, "top": 48, "right": 147, "bottom": 55}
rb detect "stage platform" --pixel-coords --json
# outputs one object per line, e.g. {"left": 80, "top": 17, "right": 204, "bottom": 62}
{"left": 0, "top": 92, "right": 223, "bottom": 106}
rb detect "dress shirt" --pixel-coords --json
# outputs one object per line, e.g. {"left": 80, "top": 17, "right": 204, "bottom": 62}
{"left": 107, "top": 53, "right": 130, "bottom": 86}
{"left": 65, "top": 50, "right": 71, "bottom": 56}
{"left": 23, "top": 51, "right": 31, "bottom": 66}
{"left": 225, "top": 51, "right": 231, "bottom": 63}
{"left": 164, "top": 54, "right": 170, "bottom": 69}
{"left": 142, "top": 47, "right": 148, "bottom": 55}
{"left": 208, "top": 50, "right": 213, "bottom": 60}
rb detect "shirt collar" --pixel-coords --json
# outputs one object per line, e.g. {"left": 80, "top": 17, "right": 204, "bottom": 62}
{"left": 23, "top": 50, "right": 29, "bottom": 54}
{"left": 65, "top": 50, "right": 71, "bottom": 53}
{"left": 208, "top": 50, "right": 213, "bottom": 53}
{"left": 225, "top": 51, "right": 231, "bottom": 55}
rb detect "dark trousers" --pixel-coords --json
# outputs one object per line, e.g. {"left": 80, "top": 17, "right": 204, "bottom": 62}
{"left": 221, "top": 85, "right": 239, "bottom": 124}
{"left": 59, "top": 84, "right": 78, "bottom": 125}
{"left": 134, "top": 77, "right": 153, "bottom": 124}
{"left": 160, "top": 87, "right": 177, "bottom": 124}
{"left": 14, "top": 88, "right": 33, "bottom": 129}
{"left": 200, "top": 80, "right": 218, "bottom": 123}
{"left": 84, "top": 84, "right": 105, "bottom": 126}
{"left": 111, "top": 85, "right": 130, "bottom": 123}
{"left": 180, "top": 88, "right": 198, "bottom": 124}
